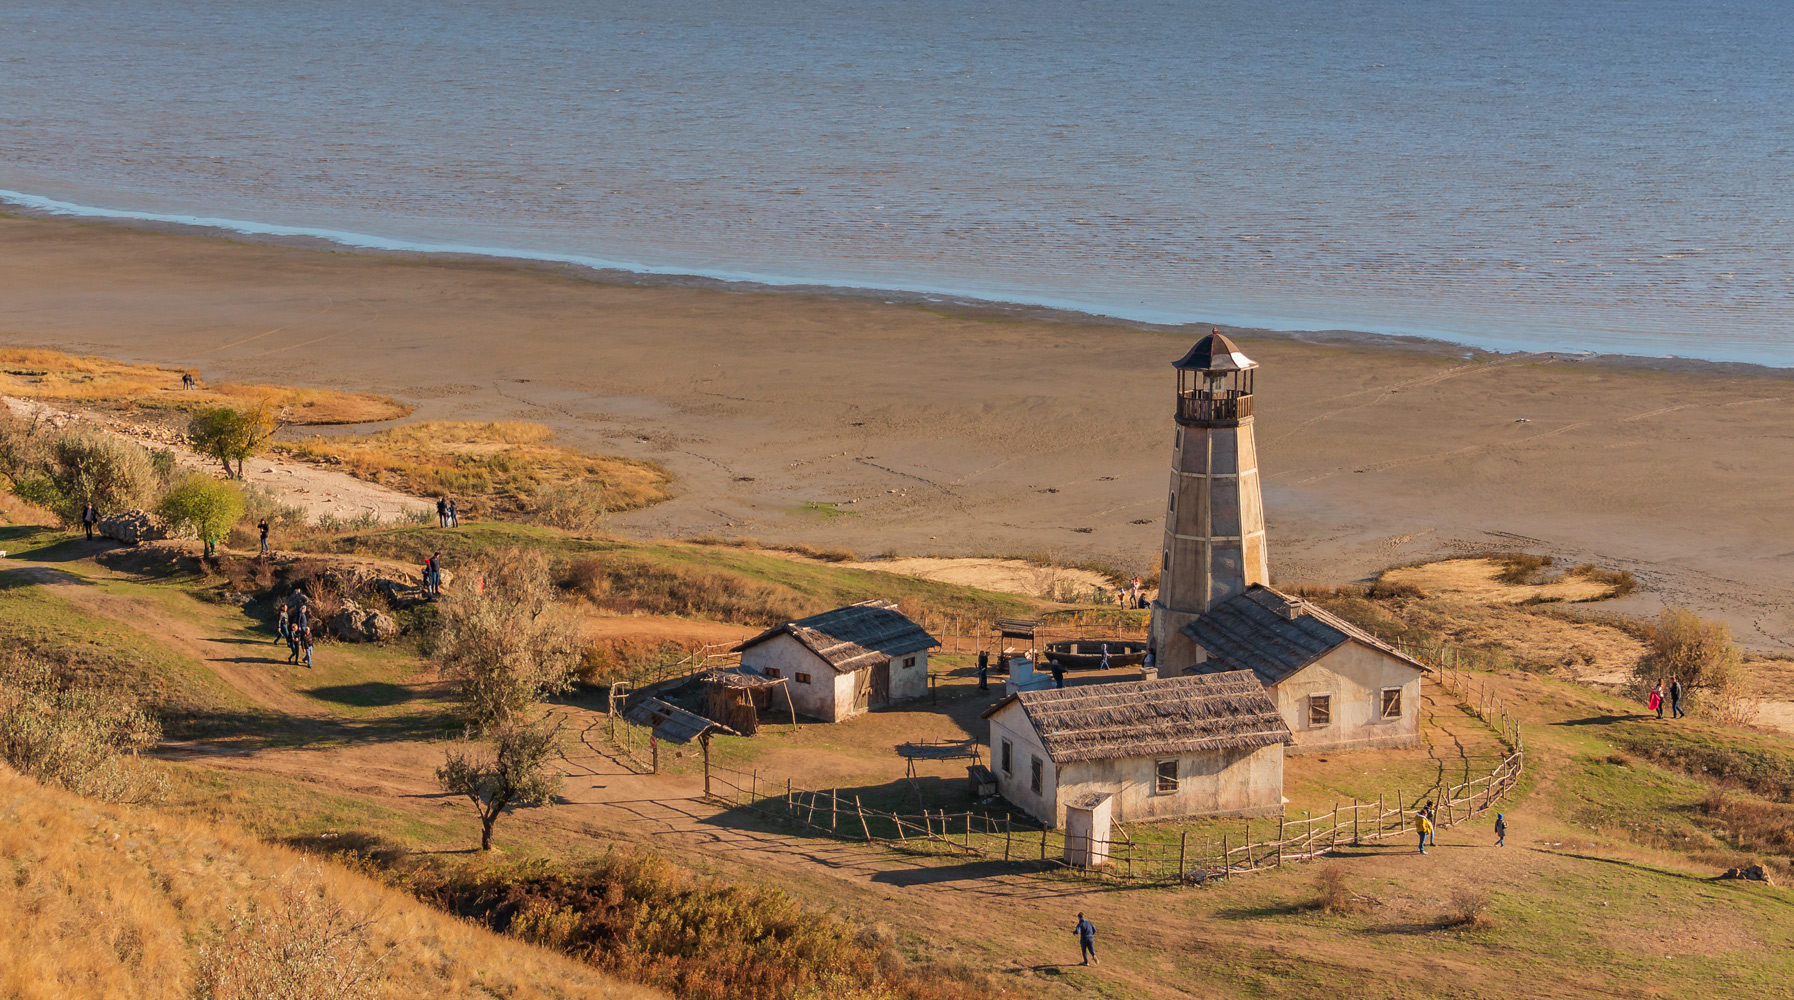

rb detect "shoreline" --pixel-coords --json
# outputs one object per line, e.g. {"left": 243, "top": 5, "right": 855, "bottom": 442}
{"left": 4, "top": 190, "right": 1788, "bottom": 375}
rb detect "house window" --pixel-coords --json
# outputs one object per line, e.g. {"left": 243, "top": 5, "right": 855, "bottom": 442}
{"left": 903, "top": 656, "right": 917, "bottom": 668}
{"left": 1308, "top": 694, "right": 1332, "bottom": 728}
{"left": 1156, "top": 759, "right": 1179, "bottom": 793}
{"left": 763, "top": 668, "right": 781, "bottom": 680}
{"left": 1030, "top": 756, "right": 1043, "bottom": 795}
{"left": 1001, "top": 739, "right": 1013, "bottom": 774}
{"left": 1381, "top": 688, "right": 1403, "bottom": 719}
{"left": 795, "top": 672, "right": 812, "bottom": 684}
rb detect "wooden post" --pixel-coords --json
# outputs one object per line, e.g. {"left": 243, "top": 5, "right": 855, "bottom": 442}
{"left": 750, "top": 769, "right": 757, "bottom": 804}
{"left": 1179, "top": 831, "right": 1187, "bottom": 881}
{"left": 702, "top": 734, "right": 712, "bottom": 798}
{"left": 1004, "top": 815, "right": 1012, "bottom": 861}
{"left": 1331, "top": 805, "right": 1338, "bottom": 852}
{"left": 1378, "top": 794, "right": 1384, "bottom": 839}
{"left": 856, "top": 796, "right": 873, "bottom": 841}
{"left": 964, "top": 811, "right": 972, "bottom": 850}
{"left": 806, "top": 791, "right": 818, "bottom": 826}
{"left": 786, "top": 778, "right": 793, "bottom": 815}
{"left": 651, "top": 733, "right": 659, "bottom": 774}
{"left": 1353, "top": 798, "right": 1359, "bottom": 845}
{"left": 831, "top": 788, "right": 839, "bottom": 832}
{"left": 1040, "top": 826, "right": 1048, "bottom": 865}
{"left": 1223, "top": 831, "right": 1229, "bottom": 869}
{"left": 1397, "top": 791, "right": 1403, "bottom": 840}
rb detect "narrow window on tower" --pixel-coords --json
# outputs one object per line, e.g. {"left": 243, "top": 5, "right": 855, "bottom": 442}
{"left": 1162, "top": 550, "right": 1170, "bottom": 570}
{"left": 1169, "top": 490, "right": 1176, "bottom": 512}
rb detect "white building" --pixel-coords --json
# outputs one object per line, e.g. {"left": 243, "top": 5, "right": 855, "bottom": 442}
{"left": 980, "top": 672, "right": 1291, "bottom": 827}
{"left": 733, "top": 601, "right": 938, "bottom": 723}
{"left": 1182, "top": 585, "right": 1430, "bottom": 753}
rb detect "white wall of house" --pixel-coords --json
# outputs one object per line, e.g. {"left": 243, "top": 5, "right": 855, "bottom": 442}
{"left": 1272, "top": 642, "right": 1424, "bottom": 752}
{"left": 892, "top": 649, "right": 929, "bottom": 703}
{"left": 1056, "top": 744, "right": 1283, "bottom": 826}
{"left": 986, "top": 704, "right": 1059, "bottom": 824}
{"left": 741, "top": 634, "right": 839, "bottom": 721}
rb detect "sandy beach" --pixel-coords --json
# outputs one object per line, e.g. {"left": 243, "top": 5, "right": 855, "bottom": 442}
{"left": 5, "top": 210, "right": 1794, "bottom": 649}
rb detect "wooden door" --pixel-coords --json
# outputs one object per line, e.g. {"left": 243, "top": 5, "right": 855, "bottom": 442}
{"left": 870, "top": 660, "right": 892, "bottom": 708}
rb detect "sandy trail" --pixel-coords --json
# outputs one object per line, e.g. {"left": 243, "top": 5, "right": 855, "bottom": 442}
{"left": 3, "top": 395, "right": 432, "bottom": 524}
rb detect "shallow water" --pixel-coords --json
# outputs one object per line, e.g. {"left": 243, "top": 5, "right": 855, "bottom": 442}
{"left": 1, "top": 0, "right": 1791, "bottom": 362}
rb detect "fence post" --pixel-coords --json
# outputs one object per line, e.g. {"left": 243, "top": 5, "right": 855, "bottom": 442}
{"left": 856, "top": 796, "right": 873, "bottom": 841}
{"left": 750, "top": 769, "right": 757, "bottom": 804}
{"left": 831, "top": 788, "right": 839, "bottom": 832}
{"left": 1353, "top": 798, "right": 1359, "bottom": 845}
{"left": 786, "top": 778, "right": 793, "bottom": 816}
{"left": 1179, "top": 832, "right": 1187, "bottom": 881}
{"left": 1223, "top": 831, "right": 1229, "bottom": 869}
{"left": 1331, "top": 805, "right": 1338, "bottom": 853}
{"left": 1041, "top": 826, "right": 1048, "bottom": 865}
{"left": 1004, "top": 815, "right": 1012, "bottom": 861}
{"left": 1377, "top": 794, "right": 1384, "bottom": 839}
{"left": 964, "top": 811, "right": 972, "bottom": 851}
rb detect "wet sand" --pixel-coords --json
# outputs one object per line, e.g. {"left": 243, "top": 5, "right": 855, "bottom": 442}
{"left": 5, "top": 211, "right": 1794, "bottom": 649}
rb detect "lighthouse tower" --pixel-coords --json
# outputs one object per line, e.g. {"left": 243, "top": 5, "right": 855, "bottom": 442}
{"left": 1149, "top": 331, "right": 1269, "bottom": 673}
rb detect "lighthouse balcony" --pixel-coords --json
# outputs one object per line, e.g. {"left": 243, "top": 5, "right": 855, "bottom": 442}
{"left": 1177, "top": 390, "right": 1253, "bottom": 426}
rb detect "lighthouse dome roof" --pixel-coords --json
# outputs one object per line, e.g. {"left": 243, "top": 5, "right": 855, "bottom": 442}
{"left": 1173, "top": 330, "right": 1258, "bottom": 373}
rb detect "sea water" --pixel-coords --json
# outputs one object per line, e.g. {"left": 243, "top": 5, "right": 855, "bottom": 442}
{"left": 1, "top": 0, "right": 1790, "bottom": 363}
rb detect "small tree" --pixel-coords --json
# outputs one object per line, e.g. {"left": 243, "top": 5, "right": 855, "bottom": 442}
{"left": 188, "top": 399, "right": 281, "bottom": 479}
{"left": 436, "top": 717, "right": 564, "bottom": 851}
{"left": 432, "top": 547, "right": 580, "bottom": 731}
{"left": 157, "top": 474, "right": 247, "bottom": 556}
{"left": 12, "top": 427, "right": 161, "bottom": 526}
{"left": 1636, "top": 606, "right": 1743, "bottom": 691}
{"left": 0, "top": 656, "right": 164, "bottom": 802}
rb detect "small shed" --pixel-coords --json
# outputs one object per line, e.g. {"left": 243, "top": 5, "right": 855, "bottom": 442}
{"left": 1182, "top": 585, "right": 1431, "bottom": 753}
{"left": 734, "top": 601, "right": 939, "bottom": 722}
{"left": 1064, "top": 792, "right": 1115, "bottom": 868}
{"left": 981, "top": 671, "right": 1291, "bottom": 827}
{"left": 623, "top": 697, "right": 737, "bottom": 775}
{"left": 701, "top": 666, "right": 795, "bottom": 736}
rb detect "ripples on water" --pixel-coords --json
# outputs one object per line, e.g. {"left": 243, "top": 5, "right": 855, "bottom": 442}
{"left": 1, "top": 0, "right": 1790, "bottom": 362}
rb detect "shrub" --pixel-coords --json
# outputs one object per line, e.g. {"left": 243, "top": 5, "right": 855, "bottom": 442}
{"left": 1311, "top": 865, "right": 1361, "bottom": 914}
{"left": 1571, "top": 563, "right": 1638, "bottom": 598}
{"left": 0, "top": 656, "right": 164, "bottom": 802}
{"left": 1495, "top": 552, "right": 1555, "bottom": 585}
{"left": 157, "top": 474, "right": 247, "bottom": 556}
{"left": 12, "top": 426, "right": 161, "bottom": 526}
{"left": 1635, "top": 607, "right": 1742, "bottom": 692}
{"left": 433, "top": 547, "right": 581, "bottom": 730}
{"left": 1444, "top": 888, "right": 1492, "bottom": 928}
{"left": 531, "top": 478, "right": 609, "bottom": 534}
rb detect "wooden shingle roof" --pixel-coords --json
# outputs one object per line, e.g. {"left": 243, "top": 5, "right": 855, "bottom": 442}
{"left": 980, "top": 672, "right": 1291, "bottom": 764}
{"left": 1181, "top": 585, "right": 1431, "bottom": 686}
{"left": 734, "top": 600, "right": 939, "bottom": 675}
{"left": 624, "top": 697, "right": 736, "bottom": 745}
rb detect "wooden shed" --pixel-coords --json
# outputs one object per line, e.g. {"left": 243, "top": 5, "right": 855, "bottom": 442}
{"left": 980, "top": 671, "right": 1291, "bottom": 827}
{"left": 700, "top": 666, "right": 795, "bottom": 736}
{"left": 1182, "top": 585, "right": 1431, "bottom": 753}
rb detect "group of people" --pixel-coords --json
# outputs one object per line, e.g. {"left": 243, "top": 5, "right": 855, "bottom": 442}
{"left": 274, "top": 594, "right": 315, "bottom": 669}
{"left": 1412, "top": 799, "right": 1508, "bottom": 855}
{"left": 1116, "top": 576, "right": 1149, "bottom": 609}
{"left": 1647, "top": 677, "right": 1687, "bottom": 720}
{"left": 422, "top": 551, "right": 444, "bottom": 599}
{"left": 435, "top": 496, "right": 460, "bottom": 528}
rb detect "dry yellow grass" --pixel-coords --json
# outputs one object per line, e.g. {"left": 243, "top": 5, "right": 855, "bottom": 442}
{"left": 1379, "top": 557, "right": 1614, "bottom": 604}
{"left": 0, "top": 346, "right": 410, "bottom": 425}
{"left": 285, "top": 421, "right": 672, "bottom": 518}
{"left": 0, "top": 763, "right": 662, "bottom": 1000}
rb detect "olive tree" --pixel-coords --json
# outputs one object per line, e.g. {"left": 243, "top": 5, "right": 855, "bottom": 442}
{"left": 188, "top": 399, "right": 281, "bottom": 479}
{"left": 156, "top": 474, "right": 246, "bottom": 556}
{"left": 436, "top": 717, "right": 564, "bottom": 851}
{"left": 431, "top": 547, "right": 581, "bottom": 731}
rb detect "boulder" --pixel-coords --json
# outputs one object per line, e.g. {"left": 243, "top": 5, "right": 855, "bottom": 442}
{"left": 96, "top": 510, "right": 166, "bottom": 546}
{"left": 1722, "top": 864, "right": 1773, "bottom": 884}
{"left": 331, "top": 600, "right": 400, "bottom": 643}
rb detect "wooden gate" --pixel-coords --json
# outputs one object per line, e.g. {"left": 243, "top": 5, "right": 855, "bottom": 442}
{"left": 870, "top": 660, "right": 892, "bottom": 708}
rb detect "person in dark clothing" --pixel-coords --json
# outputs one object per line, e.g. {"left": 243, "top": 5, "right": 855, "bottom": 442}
{"left": 436, "top": 496, "right": 448, "bottom": 527}
{"left": 275, "top": 604, "right": 290, "bottom": 644}
{"left": 81, "top": 502, "right": 98, "bottom": 541}
{"left": 1494, "top": 813, "right": 1507, "bottom": 847}
{"left": 1669, "top": 677, "right": 1686, "bottom": 719}
{"left": 977, "top": 649, "right": 990, "bottom": 692}
{"left": 1051, "top": 661, "right": 1065, "bottom": 689}
{"left": 1074, "top": 913, "right": 1097, "bottom": 966}
{"left": 258, "top": 519, "right": 271, "bottom": 556}
{"left": 1099, "top": 643, "right": 1112, "bottom": 670}
{"left": 287, "top": 623, "right": 302, "bottom": 664}
{"left": 448, "top": 498, "right": 458, "bottom": 527}
{"left": 300, "top": 625, "right": 314, "bottom": 669}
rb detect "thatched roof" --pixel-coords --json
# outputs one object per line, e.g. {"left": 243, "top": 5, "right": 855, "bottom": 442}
{"left": 735, "top": 600, "right": 938, "bottom": 674}
{"left": 980, "top": 672, "right": 1290, "bottom": 764}
{"left": 703, "top": 666, "right": 789, "bottom": 691}
{"left": 624, "top": 697, "right": 736, "bottom": 745}
{"left": 1181, "top": 585, "right": 1430, "bottom": 686}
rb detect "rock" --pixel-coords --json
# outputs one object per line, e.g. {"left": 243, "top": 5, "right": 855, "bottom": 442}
{"left": 331, "top": 600, "right": 400, "bottom": 643}
{"left": 1722, "top": 864, "right": 1773, "bottom": 884}
{"left": 96, "top": 510, "right": 166, "bottom": 546}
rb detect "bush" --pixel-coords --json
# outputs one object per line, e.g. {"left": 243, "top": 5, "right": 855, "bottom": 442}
{"left": 194, "top": 862, "right": 384, "bottom": 1000}
{"left": 1311, "top": 865, "right": 1362, "bottom": 915}
{"left": 13, "top": 427, "right": 161, "bottom": 526}
{"left": 1495, "top": 553, "right": 1555, "bottom": 585}
{"left": 1444, "top": 888, "right": 1492, "bottom": 928}
{"left": 157, "top": 474, "right": 247, "bottom": 555}
{"left": 531, "top": 478, "right": 608, "bottom": 534}
{"left": 0, "top": 656, "right": 164, "bottom": 802}
{"left": 1635, "top": 607, "right": 1742, "bottom": 692}
{"left": 433, "top": 547, "right": 581, "bottom": 730}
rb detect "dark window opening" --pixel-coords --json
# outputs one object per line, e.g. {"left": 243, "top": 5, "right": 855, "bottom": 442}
{"left": 1156, "top": 759, "right": 1179, "bottom": 793}
{"left": 795, "top": 672, "right": 812, "bottom": 684}
{"left": 1381, "top": 688, "right": 1403, "bottom": 719}
{"left": 1001, "top": 739, "right": 1013, "bottom": 774}
{"left": 1309, "top": 694, "right": 1332, "bottom": 728}
{"left": 1030, "top": 757, "right": 1043, "bottom": 795}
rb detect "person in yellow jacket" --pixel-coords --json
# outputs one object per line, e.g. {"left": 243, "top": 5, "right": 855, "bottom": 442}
{"left": 1416, "top": 810, "right": 1434, "bottom": 855}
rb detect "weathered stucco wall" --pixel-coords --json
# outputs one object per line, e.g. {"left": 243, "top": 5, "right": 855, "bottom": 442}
{"left": 1056, "top": 743, "right": 1283, "bottom": 827}
{"left": 891, "top": 650, "right": 929, "bottom": 703}
{"left": 741, "top": 634, "right": 840, "bottom": 721}
{"left": 987, "top": 704, "right": 1059, "bottom": 824}
{"left": 1274, "top": 642, "right": 1423, "bottom": 752}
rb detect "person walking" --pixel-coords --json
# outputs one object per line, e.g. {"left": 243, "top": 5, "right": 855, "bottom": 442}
{"left": 1494, "top": 812, "right": 1507, "bottom": 848}
{"left": 1416, "top": 809, "right": 1433, "bottom": 854}
{"left": 258, "top": 518, "right": 271, "bottom": 556}
{"left": 429, "top": 552, "right": 443, "bottom": 597}
{"left": 436, "top": 496, "right": 448, "bottom": 528}
{"left": 1073, "top": 912, "right": 1097, "bottom": 966}
{"left": 1669, "top": 676, "right": 1686, "bottom": 719}
{"left": 286, "top": 620, "right": 302, "bottom": 664}
{"left": 300, "top": 624, "right": 314, "bottom": 669}
{"left": 1099, "top": 643, "right": 1112, "bottom": 671}
{"left": 81, "top": 501, "right": 99, "bottom": 541}
{"left": 1051, "top": 660, "right": 1065, "bottom": 689}
{"left": 275, "top": 603, "right": 290, "bottom": 644}
{"left": 448, "top": 498, "right": 458, "bottom": 527}
{"left": 977, "top": 649, "right": 990, "bottom": 692}
{"left": 1648, "top": 681, "right": 1663, "bottom": 720}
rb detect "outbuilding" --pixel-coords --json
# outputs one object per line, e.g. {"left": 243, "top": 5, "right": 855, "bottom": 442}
{"left": 979, "top": 672, "right": 1291, "bottom": 827}
{"left": 733, "top": 600, "right": 938, "bottom": 723}
{"left": 1182, "top": 585, "right": 1430, "bottom": 753}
